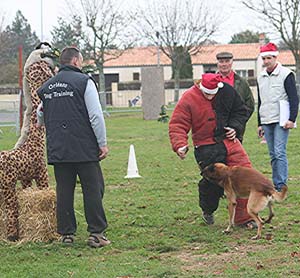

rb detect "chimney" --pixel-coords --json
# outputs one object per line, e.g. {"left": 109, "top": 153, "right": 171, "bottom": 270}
{"left": 259, "top": 33, "right": 266, "bottom": 45}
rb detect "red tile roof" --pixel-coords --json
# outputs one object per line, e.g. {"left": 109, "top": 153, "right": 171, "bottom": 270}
{"left": 277, "top": 50, "right": 295, "bottom": 65}
{"left": 103, "top": 44, "right": 296, "bottom": 67}
{"left": 104, "top": 46, "right": 170, "bottom": 67}
{"left": 191, "top": 43, "right": 260, "bottom": 64}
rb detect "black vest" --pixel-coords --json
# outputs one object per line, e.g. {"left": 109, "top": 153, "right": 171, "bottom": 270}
{"left": 38, "top": 65, "right": 99, "bottom": 164}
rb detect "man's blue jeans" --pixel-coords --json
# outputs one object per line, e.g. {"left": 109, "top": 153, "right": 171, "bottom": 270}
{"left": 262, "top": 123, "right": 289, "bottom": 191}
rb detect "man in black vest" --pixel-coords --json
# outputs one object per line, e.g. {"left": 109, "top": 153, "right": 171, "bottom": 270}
{"left": 37, "top": 47, "right": 110, "bottom": 248}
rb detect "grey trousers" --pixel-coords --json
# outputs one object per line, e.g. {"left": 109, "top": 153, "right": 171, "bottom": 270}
{"left": 53, "top": 161, "right": 107, "bottom": 235}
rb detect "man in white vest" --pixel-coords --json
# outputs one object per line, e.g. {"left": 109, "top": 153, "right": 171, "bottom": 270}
{"left": 257, "top": 42, "right": 299, "bottom": 192}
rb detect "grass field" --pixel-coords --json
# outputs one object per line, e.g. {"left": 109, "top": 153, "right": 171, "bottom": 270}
{"left": 0, "top": 111, "right": 300, "bottom": 277}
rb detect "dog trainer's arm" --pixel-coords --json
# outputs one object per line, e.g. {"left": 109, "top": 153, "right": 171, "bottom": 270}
{"left": 169, "top": 99, "right": 191, "bottom": 154}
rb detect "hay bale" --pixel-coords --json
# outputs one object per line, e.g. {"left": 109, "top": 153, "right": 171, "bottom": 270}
{"left": 0, "top": 187, "right": 59, "bottom": 242}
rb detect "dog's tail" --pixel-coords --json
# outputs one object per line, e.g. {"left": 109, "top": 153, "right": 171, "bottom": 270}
{"left": 272, "top": 185, "right": 288, "bottom": 202}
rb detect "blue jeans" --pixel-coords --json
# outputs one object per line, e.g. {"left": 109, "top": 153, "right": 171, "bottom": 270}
{"left": 262, "top": 123, "right": 289, "bottom": 191}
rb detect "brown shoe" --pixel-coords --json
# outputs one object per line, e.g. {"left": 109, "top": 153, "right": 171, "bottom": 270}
{"left": 87, "top": 233, "right": 111, "bottom": 248}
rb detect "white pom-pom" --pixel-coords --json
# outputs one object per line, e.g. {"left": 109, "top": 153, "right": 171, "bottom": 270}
{"left": 218, "top": 82, "right": 224, "bottom": 88}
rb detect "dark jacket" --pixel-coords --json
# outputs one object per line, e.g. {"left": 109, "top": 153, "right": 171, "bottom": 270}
{"left": 213, "top": 82, "right": 249, "bottom": 142}
{"left": 233, "top": 73, "right": 255, "bottom": 140}
{"left": 37, "top": 65, "right": 99, "bottom": 164}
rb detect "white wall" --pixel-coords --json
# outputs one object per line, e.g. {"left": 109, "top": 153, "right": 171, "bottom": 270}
{"left": 193, "top": 60, "right": 257, "bottom": 79}
{"left": 104, "top": 65, "right": 173, "bottom": 82}
{"left": 192, "top": 65, "right": 204, "bottom": 79}
{"left": 232, "top": 60, "right": 256, "bottom": 71}
{"left": 104, "top": 57, "right": 297, "bottom": 84}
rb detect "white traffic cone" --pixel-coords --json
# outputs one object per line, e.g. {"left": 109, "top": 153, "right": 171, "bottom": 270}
{"left": 125, "top": 144, "right": 141, "bottom": 178}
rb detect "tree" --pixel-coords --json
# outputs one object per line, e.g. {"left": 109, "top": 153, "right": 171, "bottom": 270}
{"left": 0, "top": 14, "right": 12, "bottom": 65}
{"left": 51, "top": 16, "right": 85, "bottom": 51}
{"left": 0, "top": 11, "right": 39, "bottom": 84}
{"left": 0, "top": 15, "right": 14, "bottom": 83}
{"left": 0, "top": 21, "right": 18, "bottom": 84}
{"left": 6, "top": 10, "right": 39, "bottom": 60}
{"left": 243, "top": 0, "right": 300, "bottom": 86}
{"left": 230, "top": 30, "right": 262, "bottom": 44}
{"left": 134, "top": 0, "right": 220, "bottom": 102}
{"left": 277, "top": 40, "right": 290, "bottom": 50}
{"left": 67, "top": 0, "right": 134, "bottom": 111}
{"left": 171, "top": 46, "right": 193, "bottom": 79}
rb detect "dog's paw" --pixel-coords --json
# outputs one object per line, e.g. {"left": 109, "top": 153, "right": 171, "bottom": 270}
{"left": 251, "top": 235, "right": 261, "bottom": 240}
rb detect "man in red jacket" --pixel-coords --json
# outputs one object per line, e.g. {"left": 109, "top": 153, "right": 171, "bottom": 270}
{"left": 169, "top": 73, "right": 253, "bottom": 226}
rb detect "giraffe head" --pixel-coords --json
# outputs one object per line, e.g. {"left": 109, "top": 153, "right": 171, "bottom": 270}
{"left": 24, "top": 43, "right": 60, "bottom": 73}
{"left": 14, "top": 44, "right": 60, "bottom": 149}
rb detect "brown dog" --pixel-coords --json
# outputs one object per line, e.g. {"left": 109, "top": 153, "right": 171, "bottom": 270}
{"left": 202, "top": 163, "right": 287, "bottom": 239}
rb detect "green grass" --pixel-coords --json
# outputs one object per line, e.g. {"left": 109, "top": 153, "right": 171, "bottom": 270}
{"left": 1, "top": 112, "right": 300, "bottom": 277}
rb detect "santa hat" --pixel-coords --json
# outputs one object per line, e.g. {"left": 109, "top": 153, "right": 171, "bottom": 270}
{"left": 200, "top": 73, "right": 224, "bottom": 95}
{"left": 260, "top": 42, "right": 279, "bottom": 57}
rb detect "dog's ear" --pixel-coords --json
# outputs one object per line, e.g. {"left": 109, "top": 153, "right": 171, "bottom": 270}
{"left": 208, "top": 163, "right": 216, "bottom": 173}
{"left": 201, "top": 163, "right": 215, "bottom": 176}
{"left": 207, "top": 163, "right": 215, "bottom": 172}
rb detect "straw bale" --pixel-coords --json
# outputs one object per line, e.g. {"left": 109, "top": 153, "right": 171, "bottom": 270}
{"left": 0, "top": 187, "right": 59, "bottom": 242}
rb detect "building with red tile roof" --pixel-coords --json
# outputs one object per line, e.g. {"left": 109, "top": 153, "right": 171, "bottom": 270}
{"left": 103, "top": 43, "right": 296, "bottom": 83}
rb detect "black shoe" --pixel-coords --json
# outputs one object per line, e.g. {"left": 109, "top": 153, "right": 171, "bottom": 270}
{"left": 61, "top": 234, "right": 74, "bottom": 245}
{"left": 202, "top": 212, "right": 214, "bottom": 225}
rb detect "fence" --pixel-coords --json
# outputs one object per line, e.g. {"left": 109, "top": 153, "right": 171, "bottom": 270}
{"left": 0, "top": 88, "right": 189, "bottom": 132}
{"left": 0, "top": 100, "right": 20, "bottom": 134}
{"left": 0, "top": 84, "right": 260, "bottom": 126}
{"left": 99, "top": 88, "right": 187, "bottom": 115}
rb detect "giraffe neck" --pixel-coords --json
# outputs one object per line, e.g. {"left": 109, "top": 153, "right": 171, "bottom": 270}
{"left": 18, "top": 60, "right": 53, "bottom": 151}
{"left": 23, "top": 107, "right": 46, "bottom": 151}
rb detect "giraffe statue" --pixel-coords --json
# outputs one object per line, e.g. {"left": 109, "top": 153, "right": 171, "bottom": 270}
{"left": 0, "top": 45, "right": 58, "bottom": 241}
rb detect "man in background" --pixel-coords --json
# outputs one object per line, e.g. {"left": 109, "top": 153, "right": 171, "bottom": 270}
{"left": 216, "top": 51, "right": 256, "bottom": 227}
{"left": 216, "top": 51, "right": 255, "bottom": 142}
{"left": 257, "top": 42, "right": 298, "bottom": 192}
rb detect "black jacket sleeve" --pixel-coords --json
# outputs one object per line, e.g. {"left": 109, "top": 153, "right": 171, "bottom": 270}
{"left": 284, "top": 73, "right": 299, "bottom": 122}
{"left": 257, "top": 85, "right": 261, "bottom": 126}
{"left": 213, "top": 83, "right": 249, "bottom": 142}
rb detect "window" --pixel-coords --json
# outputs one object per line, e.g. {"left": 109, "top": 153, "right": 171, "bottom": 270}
{"left": 133, "top": 72, "right": 140, "bottom": 81}
{"left": 248, "top": 69, "right": 254, "bottom": 77}
{"left": 204, "top": 64, "right": 217, "bottom": 73}
{"left": 236, "top": 70, "right": 247, "bottom": 78}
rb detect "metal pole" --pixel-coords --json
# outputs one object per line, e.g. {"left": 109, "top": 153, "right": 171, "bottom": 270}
{"left": 41, "top": 0, "right": 44, "bottom": 41}
{"left": 156, "top": 31, "right": 160, "bottom": 67}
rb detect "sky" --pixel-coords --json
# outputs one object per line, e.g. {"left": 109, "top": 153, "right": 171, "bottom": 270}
{"left": 0, "top": 0, "right": 275, "bottom": 44}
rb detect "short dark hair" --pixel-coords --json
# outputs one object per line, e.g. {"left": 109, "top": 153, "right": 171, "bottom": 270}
{"left": 59, "top": 47, "right": 81, "bottom": 65}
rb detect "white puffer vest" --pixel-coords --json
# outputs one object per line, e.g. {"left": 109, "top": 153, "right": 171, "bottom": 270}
{"left": 258, "top": 63, "right": 291, "bottom": 124}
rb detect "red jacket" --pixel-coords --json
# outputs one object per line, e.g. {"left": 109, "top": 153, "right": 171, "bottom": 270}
{"left": 169, "top": 84, "right": 249, "bottom": 152}
{"left": 169, "top": 85, "right": 216, "bottom": 152}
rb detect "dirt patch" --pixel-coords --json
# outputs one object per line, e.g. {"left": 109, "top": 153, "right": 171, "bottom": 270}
{"left": 162, "top": 242, "right": 271, "bottom": 275}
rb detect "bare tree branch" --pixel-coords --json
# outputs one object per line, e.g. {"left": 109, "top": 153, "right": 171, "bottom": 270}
{"left": 243, "top": 0, "right": 300, "bottom": 84}
{"left": 134, "top": 0, "right": 221, "bottom": 101}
